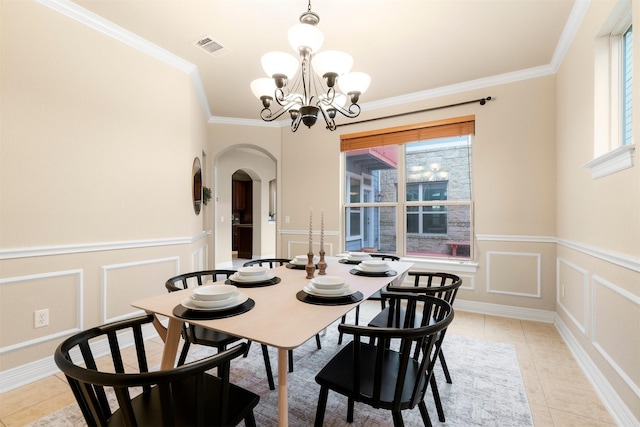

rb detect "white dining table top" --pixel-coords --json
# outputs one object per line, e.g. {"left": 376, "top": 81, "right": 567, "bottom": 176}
{"left": 132, "top": 257, "right": 413, "bottom": 349}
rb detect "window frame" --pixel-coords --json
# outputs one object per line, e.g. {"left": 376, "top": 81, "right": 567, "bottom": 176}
{"left": 587, "top": 0, "right": 635, "bottom": 179}
{"left": 341, "top": 116, "right": 474, "bottom": 261}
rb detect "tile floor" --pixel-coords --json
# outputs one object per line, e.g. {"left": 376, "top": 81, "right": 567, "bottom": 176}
{"left": 0, "top": 272, "right": 619, "bottom": 427}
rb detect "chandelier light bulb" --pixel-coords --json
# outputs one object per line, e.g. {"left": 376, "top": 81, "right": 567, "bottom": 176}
{"left": 288, "top": 23, "right": 323, "bottom": 55}
{"left": 312, "top": 51, "right": 353, "bottom": 87}
{"left": 250, "top": 78, "right": 276, "bottom": 99}
{"left": 261, "top": 52, "right": 299, "bottom": 85}
{"left": 339, "top": 72, "right": 371, "bottom": 103}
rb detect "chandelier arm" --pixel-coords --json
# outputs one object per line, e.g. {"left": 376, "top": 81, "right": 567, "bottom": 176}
{"left": 331, "top": 102, "right": 362, "bottom": 119}
{"left": 260, "top": 103, "right": 297, "bottom": 122}
{"left": 317, "top": 105, "right": 337, "bottom": 130}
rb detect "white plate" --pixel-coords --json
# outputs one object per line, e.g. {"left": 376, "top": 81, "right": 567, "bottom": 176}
{"left": 356, "top": 264, "right": 389, "bottom": 273}
{"left": 303, "top": 283, "right": 355, "bottom": 297}
{"left": 229, "top": 272, "right": 274, "bottom": 283}
{"left": 289, "top": 259, "right": 309, "bottom": 265}
{"left": 182, "top": 292, "right": 248, "bottom": 311}
{"left": 354, "top": 265, "right": 390, "bottom": 274}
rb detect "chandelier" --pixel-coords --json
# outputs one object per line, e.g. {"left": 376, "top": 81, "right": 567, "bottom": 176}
{"left": 250, "top": 1, "right": 371, "bottom": 132}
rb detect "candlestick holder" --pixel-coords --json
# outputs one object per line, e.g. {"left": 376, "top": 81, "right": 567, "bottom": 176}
{"left": 317, "top": 250, "right": 327, "bottom": 275}
{"left": 305, "top": 251, "right": 315, "bottom": 279}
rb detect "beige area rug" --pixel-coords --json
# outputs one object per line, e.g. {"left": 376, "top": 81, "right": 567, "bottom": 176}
{"left": 31, "top": 318, "right": 533, "bottom": 426}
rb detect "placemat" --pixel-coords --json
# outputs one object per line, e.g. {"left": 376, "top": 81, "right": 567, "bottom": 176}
{"left": 296, "top": 290, "right": 363, "bottom": 306}
{"left": 338, "top": 258, "right": 370, "bottom": 265}
{"left": 225, "top": 277, "right": 281, "bottom": 288}
{"left": 286, "top": 263, "right": 311, "bottom": 270}
{"left": 349, "top": 268, "right": 397, "bottom": 277}
{"left": 173, "top": 299, "right": 255, "bottom": 320}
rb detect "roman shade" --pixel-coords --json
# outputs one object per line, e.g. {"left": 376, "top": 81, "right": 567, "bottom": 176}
{"left": 340, "top": 115, "right": 475, "bottom": 151}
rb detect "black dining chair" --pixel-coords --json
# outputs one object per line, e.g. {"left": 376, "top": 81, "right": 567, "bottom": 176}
{"left": 368, "top": 271, "right": 462, "bottom": 422}
{"left": 242, "top": 258, "right": 291, "bottom": 268}
{"left": 54, "top": 314, "right": 260, "bottom": 426}
{"left": 314, "top": 295, "right": 454, "bottom": 427}
{"left": 166, "top": 270, "right": 276, "bottom": 390}
{"left": 337, "top": 253, "right": 401, "bottom": 345}
{"left": 242, "top": 258, "right": 322, "bottom": 373}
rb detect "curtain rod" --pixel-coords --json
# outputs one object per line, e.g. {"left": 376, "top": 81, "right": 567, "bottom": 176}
{"left": 335, "top": 96, "right": 493, "bottom": 128}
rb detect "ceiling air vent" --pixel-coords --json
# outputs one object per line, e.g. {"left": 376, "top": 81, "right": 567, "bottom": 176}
{"left": 190, "top": 35, "right": 230, "bottom": 58}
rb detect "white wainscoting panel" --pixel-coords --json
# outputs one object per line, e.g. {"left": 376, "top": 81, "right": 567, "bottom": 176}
{"left": 101, "top": 257, "right": 180, "bottom": 323}
{"left": 486, "top": 251, "right": 541, "bottom": 297}
{"left": 0, "top": 270, "right": 83, "bottom": 354}
{"left": 591, "top": 275, "right": 640, "bottom": 399}
{"left": 556, "top": 257, "right": 589, "bottom": 335}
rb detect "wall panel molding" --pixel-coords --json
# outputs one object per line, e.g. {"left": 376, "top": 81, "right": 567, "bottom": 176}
{"left": 486, "top": 251, "right": 542, "bottom": 297}
{"left": 556, "top": 257, "right": 589, "bottom": 335}
{"left": 591, "top": 275, "right": 640, "bottom": 399}
{"left": 0, "top": 270, "right": 83, "bottom": 354}
{"left": 0, "top": 232, "right": 209, "bottom": 260}
{"left": 101, "top": 257, "right": 180, "bottom": 324}
{"left": 558, "top": 238, "right": 640, "bottom": 272}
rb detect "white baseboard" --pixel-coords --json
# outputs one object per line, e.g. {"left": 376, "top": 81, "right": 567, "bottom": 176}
{"left": 554, "top": 316, "right": 639, "bottom": 427}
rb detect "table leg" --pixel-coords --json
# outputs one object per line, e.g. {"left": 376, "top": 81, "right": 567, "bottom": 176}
{"left": 160, "top": 317, "right": 182, "bottom": 370}
{"left": 278, "top": 348, "right": 288, "bottom": 427}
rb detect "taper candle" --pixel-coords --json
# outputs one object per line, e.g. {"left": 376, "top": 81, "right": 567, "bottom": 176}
{"left": 308, "top": 208, "right": 313, "bottom": 253}
{"left": 320, "top": 210, "right": 324, "bottom": 252}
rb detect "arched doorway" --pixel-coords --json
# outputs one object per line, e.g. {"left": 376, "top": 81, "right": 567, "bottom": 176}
{"left": 213, "top": 146, "right": 277, "bottom": 269}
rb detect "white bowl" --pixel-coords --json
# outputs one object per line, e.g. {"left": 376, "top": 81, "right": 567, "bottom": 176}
{"left": 294, "top": 255, "right": 308, "bottom": 263}
{"left": 311, "top": 276, "right": 346, "bottom": 290}
{"left": 359, "top": 260, "right": 389, "bottom": 271}
{"left": 238, "top": 266, "right": 268, "bottom": 276}
{"left": 193, "top": 284, "right": 238, "bottom": 301}
{"left": 347, "top": 251, "right": 370, "bottom": 260}
{"left": 361, "top": 259, "right": 388, "bottom": 267}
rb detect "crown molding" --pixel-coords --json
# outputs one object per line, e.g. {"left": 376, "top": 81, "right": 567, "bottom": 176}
{"left": 39, "top": 0, "right": 589, "bottom": 127}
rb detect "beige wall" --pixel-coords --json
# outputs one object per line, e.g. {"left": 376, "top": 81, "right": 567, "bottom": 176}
{"left": 555, "top": 0, "right": 640, "bottom": 421}
{"left": 1, "top": 2, "right": 210, "bottom": 371}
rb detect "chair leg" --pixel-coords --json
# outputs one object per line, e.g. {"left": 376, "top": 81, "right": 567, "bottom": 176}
{"left": 315, "top": 333, "right": 322, "bottom": 349}
{"left": 177, "top": 341, "right": 190, "bottom": 366}
{"left": 244, "top": 340, "right": 252, "bottom": 357}
{"left": 391, "top": 410, "right": 405, "bottom": 427}
{"left": 354, "top": 305, "right": 360, "bottom": 325}
{"left": 314, "top": 387, "right": 329, "bottom": 427}
{"left": 430, "top": 375, "right": 445, "bottom": 422}
{"left": 418, "top": 400, "right": 433, "bottom": 427}
{"left": 338, "top": 315, "right": 347, "bottom": 344}
{"left": 288, "top": 349, "right": 294, "bottom": 372}
{"left": 347, "top": 398, "right": 354, "bottom": 423}
{"left": 261, "top": 344, "right": 275, "bottom": 390}
{"left": 244, "top": 412, "right": 257, "bottom": 427}
{"left": 439, "top": 350, "right": 452, "bottom": 383}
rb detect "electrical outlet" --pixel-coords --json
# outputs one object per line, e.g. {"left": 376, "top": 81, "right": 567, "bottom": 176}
{"left": 34, "top": 309, "right": 49, "bottom": 328}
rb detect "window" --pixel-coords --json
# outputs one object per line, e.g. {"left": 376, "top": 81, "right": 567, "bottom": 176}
{"left": 587, "top": 0, "right": 634, "bottom": 179}
{"left": 342, "top": 116, "right": 473, "bottom": 259}
{"left": 622, "top": 25, "right": 633, "bottom": 146}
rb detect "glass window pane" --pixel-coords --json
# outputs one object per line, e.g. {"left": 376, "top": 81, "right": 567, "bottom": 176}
{"left": 345, "top": 146, "right": 398, "bottom": 203}
{"left": 406, "top": 205, "right": 471, "bottom": 258}
{"left": 345, "top": 206, "right": 396, "bottom": 253}
{"left": 405, "top": 137, "right": 471, "bottom": 202}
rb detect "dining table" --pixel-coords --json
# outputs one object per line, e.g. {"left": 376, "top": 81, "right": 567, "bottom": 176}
{"left": 131, "top": 256, "right": 413, "bottom": 426}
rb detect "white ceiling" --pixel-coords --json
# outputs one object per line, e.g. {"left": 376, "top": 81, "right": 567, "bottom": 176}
{"left": 68, "top": 0, "right": 580, "bottom": 124}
